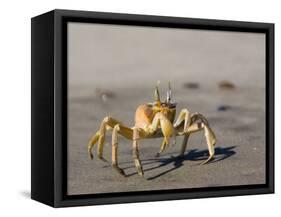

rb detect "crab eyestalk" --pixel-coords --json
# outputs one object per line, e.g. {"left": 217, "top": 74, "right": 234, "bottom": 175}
{"left": 166, "top": 82, "right": 172, "bottom": 103}
{"left": 154, "top": 85, "right": 161, "bottom": 106}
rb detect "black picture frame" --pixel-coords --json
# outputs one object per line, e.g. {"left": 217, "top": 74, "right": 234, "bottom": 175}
{"left": 31, "top": 9, "right": 274, "bottom": 207}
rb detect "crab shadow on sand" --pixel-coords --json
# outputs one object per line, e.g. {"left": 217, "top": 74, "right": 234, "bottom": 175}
{"left": 103, "top": 146, "right": 236, "bottom": 180}
{"left": 128, "top": 146, "right": 236, "bottom": 180}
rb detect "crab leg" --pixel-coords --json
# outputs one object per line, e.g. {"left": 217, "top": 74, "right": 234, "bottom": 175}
{"left": 98, "top": 116, "right": 133, "bottom": 160}
{"left": 97, "top": 118, "right": 108, "bottom": 161}
{"left": 132, "top": 127, "right": 144, "bottom": 176}
{"left": 111, "top": 124, "right": 126, "bottom": 176}
{"left": 147, "top": 112, "right": 175, "bottom": 157}
{"left": 179, "top": 114, "right": 216, "bottom": 164}
{"left": 173, "top": 109, "right": 192, "bottom": 156}
{"left": 180, "top": 135, "right": 190, "bottom": 156}
{"left": 174, "top": 108, "right": 191, "bottom": 131}
{"left": 87, "top": 130, "right": 100, "bottom": 160}
{"left": 201, "top": 124, "right": 216, "bottom": 164}
{"left": 87, "top": 116, "right": 133, "bottom": 161}
{"left": 155, "top": 137, "right": 170, "bottom": 157}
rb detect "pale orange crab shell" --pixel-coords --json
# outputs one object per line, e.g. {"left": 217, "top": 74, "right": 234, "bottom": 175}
{"left": 134, "top": 102, "right": 177, "bottom": 128}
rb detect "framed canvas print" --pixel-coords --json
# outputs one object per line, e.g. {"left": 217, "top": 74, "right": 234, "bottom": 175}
{"left": 31, "top": 9, "right": 274, "bottom": 207}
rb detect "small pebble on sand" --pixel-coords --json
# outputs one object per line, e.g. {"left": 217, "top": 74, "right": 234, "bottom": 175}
{"left": 218, "top": 80, "right": 236, "bottom": 90}
{"left": 217, "top": 105, "right": 231, "bottom": 111}
{"left": 183, "top": 82, "right": 200, "bottom": 89}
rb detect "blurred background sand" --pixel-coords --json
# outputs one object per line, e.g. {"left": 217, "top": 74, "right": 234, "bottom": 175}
{"left": 67, "top": 22, "right": 265, "bottom": 195}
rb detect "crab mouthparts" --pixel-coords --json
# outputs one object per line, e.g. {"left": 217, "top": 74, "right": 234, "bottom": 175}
{"left": 162, "top": 102, "right": 177, "bottom": 108}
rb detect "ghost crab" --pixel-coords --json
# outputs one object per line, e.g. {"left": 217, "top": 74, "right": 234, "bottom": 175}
{"left": 87, "top": 83, "right": 216, "bottom": 177}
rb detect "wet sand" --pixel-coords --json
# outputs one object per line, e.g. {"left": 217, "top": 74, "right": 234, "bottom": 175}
{"left": 67, "top": 23, "right": 266, "bottom": 195}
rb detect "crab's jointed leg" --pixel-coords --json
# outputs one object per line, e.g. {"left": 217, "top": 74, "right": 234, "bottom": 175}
{"left": 132, "top": 127, "right": 144, "bottom": 176}
{"left": 87, "top": 130, "right": 100, "bottom": 160}
{"left": 155, "top": 139, "right": 169, "bottom": 157}
{"left": 87, "top": 116, "right": 133, "bottom": 161}
{"left": 98, "top": 116, "right": 133, "bottom": 161}
{"left": 148, "top": 112, "right": 175, "bottom": 157}
{"left": 180, "top": 135, "right": 190, "bottom": 157}
{"left": 180, "top": 113, "right": 216, "bottom": 164}
{"left": 111, "top": 124, "right": 126, "bottom": 176}
{"left": 88, "top": 116, "right": 145, "bottom": 177}
{"left": 173, "top": 108, "right": 192, "bottom": 156}
{"left": 174, "top": 108, "right": 191, "bottom": 131}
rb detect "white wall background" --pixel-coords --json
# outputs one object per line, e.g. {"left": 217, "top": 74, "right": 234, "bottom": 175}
{"left": 0, "top": 0, "right": 279, "bottom": 215}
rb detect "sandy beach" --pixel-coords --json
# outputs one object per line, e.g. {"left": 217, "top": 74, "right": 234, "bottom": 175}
{"left": 67, "top": 22, "right": 266, "bottom": 195}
